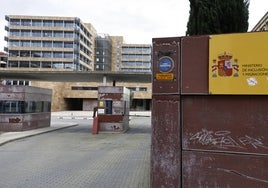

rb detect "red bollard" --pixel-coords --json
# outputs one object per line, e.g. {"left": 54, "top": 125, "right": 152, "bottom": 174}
{"left": 92, "top": 116, "right": 99, "bottom": 134}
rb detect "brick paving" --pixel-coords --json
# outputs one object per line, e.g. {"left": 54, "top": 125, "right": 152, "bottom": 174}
{"left": 0, "top": 112, "right": 151, "bottom": 188}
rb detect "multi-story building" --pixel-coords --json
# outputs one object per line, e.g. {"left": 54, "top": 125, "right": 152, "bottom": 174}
{"left": 3, "top": 15, "right": 152, "bottom": 111}
{"left": 95, "top": 34, "right": 112, "bottom": 71}
{"left": 110, "top": 36, "right": 124, "bottom": 72}
{"left": 252, "top": 11, "right": 268, "bottom": 31}
{"left": 4, "top": 15, "right": 96, "bottom": 71}
{"left": 120, "top": 44, "right": 151, "bottom": 73}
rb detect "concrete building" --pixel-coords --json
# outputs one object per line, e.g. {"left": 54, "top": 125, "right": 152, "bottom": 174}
{"left": 252, "top": 11, "right": 268, "bottom": 31}
{"left": 4, "top": 15, "right": 96, "bottom": 71}
{"left": 95, "top": 34, "right": 112, "bottom": 71}
{"left": 0, "top": 52, "right": 7, "bottom": 68}
{"left": 3, "top": 15, "right": 152, "bottom": 111}
{"left": 120, "top": 43, "right": 151, "bottom": 73}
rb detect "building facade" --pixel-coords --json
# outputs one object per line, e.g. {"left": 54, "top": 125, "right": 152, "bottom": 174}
{"left": 120, "top": 44, "right": 151, "bottom": 73}
{"left": 4, "top": 15, "right": 96, "bottom": 71}
{"left": 95, "top": 34, "right": 112, "bottom": 71}
{"left": 3, "top": 15, "right": 152, "bottom": 111}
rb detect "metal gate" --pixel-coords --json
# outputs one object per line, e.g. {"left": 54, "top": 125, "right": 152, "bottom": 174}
{"left": 151, "top": 35, "right": 268, "bottom": 187}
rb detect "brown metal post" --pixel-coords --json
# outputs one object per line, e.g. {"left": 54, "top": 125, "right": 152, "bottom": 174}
{"left": 151, "top": 37, "right": 181, "bottom": 188}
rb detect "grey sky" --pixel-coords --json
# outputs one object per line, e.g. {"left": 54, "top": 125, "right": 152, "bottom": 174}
{"left": 0, "top": 0, "right": 267, "bottom": 50}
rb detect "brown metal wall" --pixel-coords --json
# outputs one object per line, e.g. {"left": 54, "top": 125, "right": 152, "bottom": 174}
{"left": 183, "top": 151, "right": 268, "bottom": 187}
{"left": 181, "top": 36, "right": 209, "bottom": 94}
{"left": 151, "top": 95, "right": 180, "bottom": 188}
{"left": 182, "top": 95, "right": 268, "bottom": 187}
{"left": 151, "top": 36, "right": 268, "bottom": 187}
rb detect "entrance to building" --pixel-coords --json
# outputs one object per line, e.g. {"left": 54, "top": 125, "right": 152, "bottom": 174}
{"left": 131, "top": 99, "right": 151, "bottom": 111}
{"left": 65, "top": 98, "right": 83, "bottom": 110}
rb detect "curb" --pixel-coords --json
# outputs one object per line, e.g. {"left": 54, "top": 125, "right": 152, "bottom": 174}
{"left": 0, "top": 123, "right": 78, "bottom": 147}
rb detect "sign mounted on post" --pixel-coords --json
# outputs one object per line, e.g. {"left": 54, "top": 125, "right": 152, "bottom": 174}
{"left": 155, "top": 56, "right": 175, "bottom": 81}
{"left": 209, "top": 32, "right": 268, "bottom": 94}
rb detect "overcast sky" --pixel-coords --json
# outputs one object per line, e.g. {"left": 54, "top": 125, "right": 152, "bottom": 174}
{"left": 0, "top": 0, "right": 267, "bottom": 50}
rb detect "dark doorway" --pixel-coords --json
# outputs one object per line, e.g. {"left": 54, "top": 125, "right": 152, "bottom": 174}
{"left": 131, "top": 99, "right": 151, "bottom": 111}
{"left": 65, "top": 98, "right": 83, "bottom": 110}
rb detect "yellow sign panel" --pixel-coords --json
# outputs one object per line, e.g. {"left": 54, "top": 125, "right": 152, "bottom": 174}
{"left": 209, "top": 32, "right": 268, "bottom": 94}
{"left": 156, "top": 73, "right": 174, "bottom": 80}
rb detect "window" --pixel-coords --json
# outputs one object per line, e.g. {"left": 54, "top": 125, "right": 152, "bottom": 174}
{"left": 43, "top": 41, "right": 52, "bottom": 48}
{"left": 20, "top": 61, "right": 30, "bottom": 68}
{"left": 53, "top": 62, "right": 64, "bottom": 69}
{"left": 43, "top": 52, "right": 51, "bottom": 58}
{"left": 31, "top": 51, "right": 41, "bottom": 57}
{"left": 64, "top": 52, "right": 73, "bottom": 58}
{"left": 10, "top": 30, "right": 20, "bottom": 36}
{"left": 1, "top": 101, "right": 19, "bottom": 113}
{"left": 9, "top": 51, "right": 19, "bottom": 57}
{"left": 64, "top": 42, "right": 73, "bottom": 48}
{"left": 64, "top": 62, "right": 75, "bottom": 69}
{"left": 9, "top": 61, "right": 18, "bottom": 67}
{"left": 21, "top": 40, "right": 31, "bottom": 47}
{"left": 10, "top": 19, "right": 20, "bottom": 26}
{"left": 53, "top": 41, "right": 63, "bottom": 48}
{"left": 13, "top": 80, "right": 18, "bottom": 85}
{"left": 21, "top": 19, "right": 31, "bottom": 26}
{"left": 53, "top": 52, "right": 63, "bottom": 58}
{"left": 0, "top": 101, "right": 51, "bottom": 114}
{"left": 20, "top": 51, "right": 30, "bottom": 57}
{"left": 9, "top": 40, "right": 19, "bottom": 47}
{"left": 30, "top": 61, "right": 40, "bottom": 68}
{"left": 64, "top": 31, "right": 73, "bottom": 38}
{"left": 32, "top": 30, "right": 41, "bottom": 37}
{"left": 71, "top": 86, "right": 98, "bottom": 90}
{"left": 64, "top": 21, "right": 74, "bottom": 28}
{"left": 32, "top": 20, "right": 42, "bottom": 26}
{"left": 32, "top": 41, "right": 41, "bottom": 47}
{"left": 53, "top": 31, "right": 63, "bottom": 38}
{"left": 43, "top": 20, "right": 53, "bottom": 27}
{"left": 43, "top": 30, "right": 52, "bottom": 37}
{"left": 54, "top": 20, "right": 63, "bottom": 27}
{"left": 21, "top": 30, "right": 31, "bottom": 37}
{"left": 41, "top": 62, "right": 52, "bottom": 68}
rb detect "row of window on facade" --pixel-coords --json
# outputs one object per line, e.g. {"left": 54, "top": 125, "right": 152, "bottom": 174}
{"left": 10, "top": 19, "right": 74, "bottom": 27}
{"left": 10, "top": 30, "right": 76, "bottom": 38}
{"left": 0, "top": 100, "right": 51, "bottom": 114}
{"left": 122, "top": 47, "right": 151, "bottom": 54}
{"left": 121, "top": 61, "right": 151, "bottom": 67}
{"left": 1, "top": 80, "right": 30, "bottom": 86}
{"left": 9, "top": 40, "right": 77, "bottom": 48}
{"left": 122, "top": 54, "right": 151, "bottom": 60}
{"left": 71, "top": 86, "right": 147, "bottom": 91}
{"left": 9, "top": 50, "right": 90, "bottom": 65}
{"left": 9, "top": 29, "right": 91, "bottom": 48}
{"left": 9, "top": 18, "right": 91, "bottom": 38}
{"left": 9, "top": 50, "right": 75, "bottom": 58}
{"left": 7, "top": 61, "right": 77, "bottom": 69}
{"left": 121, "top": 68, "right": 151, "bottom": 72}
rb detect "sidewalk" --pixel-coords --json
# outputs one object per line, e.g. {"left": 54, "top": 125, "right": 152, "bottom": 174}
{"left": 0, "top": 111, "right": 151, "bottom": 146}
{"left": 53, "top": 110, "right": 151, "bottom": 119}
{"left": 0, "top": 120, "right": 78, "bottom": 146}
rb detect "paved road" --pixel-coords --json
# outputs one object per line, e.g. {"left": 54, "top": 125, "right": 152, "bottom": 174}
{"left": 0, "top": 115, "right": 151, "bottom": 188}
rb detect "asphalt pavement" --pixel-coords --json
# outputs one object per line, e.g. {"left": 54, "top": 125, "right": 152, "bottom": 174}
{"left": 0, "top": 111, "right": 151, "bottom": 188}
